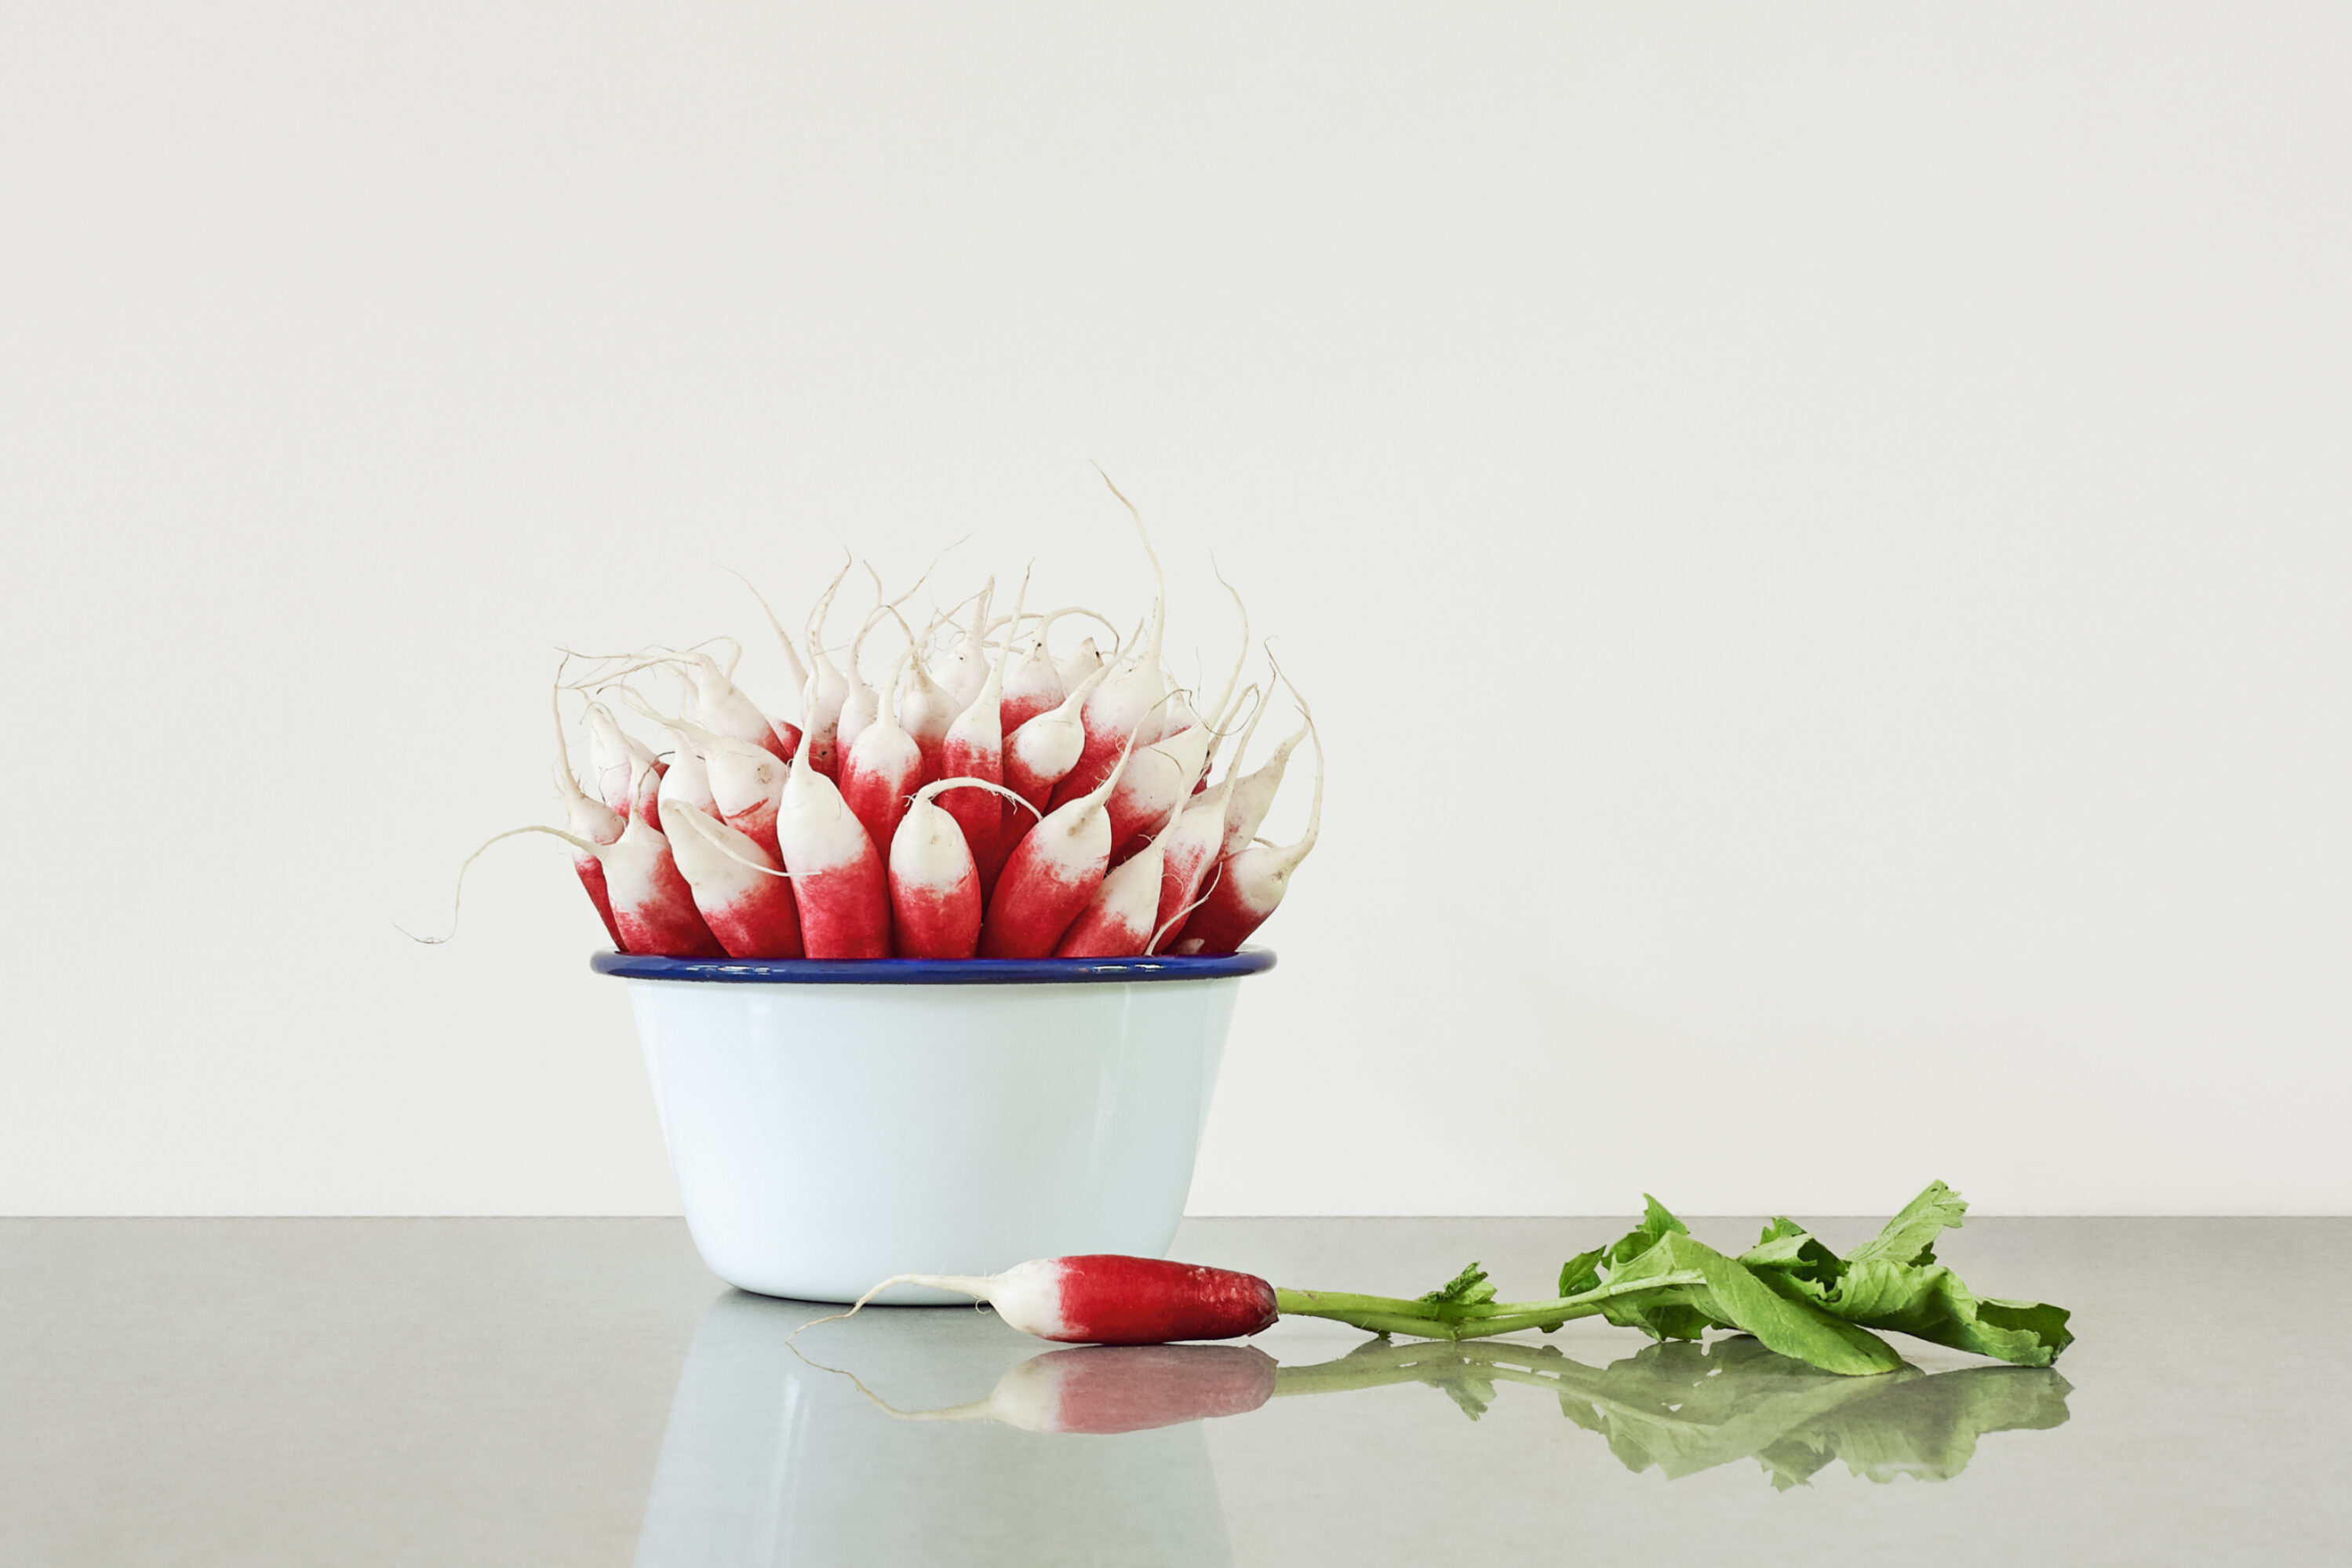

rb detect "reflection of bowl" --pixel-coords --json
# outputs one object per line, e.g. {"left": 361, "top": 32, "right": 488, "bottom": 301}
{"left": 593, "top": 950, "right": 1275, "bottom": 1302}
{"left": 635, "top": 1291, "right": 1237, "bottom": 1566}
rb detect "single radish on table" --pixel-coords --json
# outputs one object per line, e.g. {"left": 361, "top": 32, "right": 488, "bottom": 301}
{"left": 888, "top": 777, "right": 1038, "bottom": 959}
{"left": 664, "top": 798, "right": 804, "bottom": 958}
{"left": 837, "top": 1257, "right": 1280, "bottom": 1345}
{"left": 775, "top": 697, "right": 891, "bottom": 959}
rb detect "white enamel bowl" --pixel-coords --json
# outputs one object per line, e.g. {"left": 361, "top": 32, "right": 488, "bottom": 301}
{"left": 594, "top": 950, "right": 1275, "bottom": 1304}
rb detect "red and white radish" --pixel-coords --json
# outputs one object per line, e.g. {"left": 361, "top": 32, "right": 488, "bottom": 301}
{"left": 664, "top": 798, "right": 804, "bottom": 959}
{"left": 888, "top": 777, "right": 1039, "bottom": 959}
{"left": 838, "top": 645, "right": 925, "bottom": 865}
{"left": 1218, "top": 715, "right": 1311, "bottom": 861}
{"left": 775, "top": 703, "right": 891, "bottom": 959}
{"left": 930, "top": 577, "right": 994, "bottom": 715}
{"left": 1104, "top": 579, "right": 1248, "bottom": 853}
{"left": 586, "top": 703, "right": 662, "bottom": 821}
{"left": 419, "top": 758, "right": 726, "bottom": 958}
{"left": 895, "top": 610, "right": 962, "bottom": 788}
{"left": 979, "top": 718, "right": 1151, "bottom": 958}
{"left": 1003, "top": 657, "right": 1114, "bottom": 819}
{"left": 838, "top": 1257, "right": 1280, "bottom": 1345}
{"left": 551, "top": 682, "right": 626, "bottom": 949}
{"left": 1172, "top": 714, "right": 1321, "bottom": 955}
{"left": 796, "top": 556, "right": 857, "bottom": 780}
{"left": 1054, "top": 635, "right": 1104, "bottom": 695}
{"left": 938, "top": 572, "right": 1029, "bottom": 895}
{"left": 1152, "top": 685, "right": 1269, "bottom": 944}
{"left": 1051, "top": 474, "right": 1169, "bottom": 807}
{"left": 1054, "top": 805, "right": 1186, "bottom": 957}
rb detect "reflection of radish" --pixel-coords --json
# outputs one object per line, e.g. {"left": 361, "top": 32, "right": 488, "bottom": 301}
{"left": 847, "top": 1257, "right": 1280, "bottom": 1345}
{"left": 879, "top": 1345, "right": 1276, "bottom": 1435}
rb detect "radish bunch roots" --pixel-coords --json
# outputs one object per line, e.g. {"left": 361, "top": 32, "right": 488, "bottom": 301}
{"left": 475, "top": 487, "right": 1322, "bottom": 963}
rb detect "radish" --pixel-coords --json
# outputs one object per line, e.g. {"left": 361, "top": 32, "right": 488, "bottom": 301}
{"left": 996, "top": 606, "right": 1116, "bottom": 738}
{"left": 895, "top": 609, "right": 962, "bottom": 788}
{"left": 679, "top": 649, "right": 793, "bottom": 765}
{"left": 639, "top": 711, "right": 788, "bottom": 860}
{"left": 551, "top": 682, "right": 626, "bottom": 949}
{"left": 775, "top": 698, "right": 891, "bottom": 959}
{"left": 664, "top": 798, "right": 805, "bottom": 958}
{"left": 417, "top": 757, "right": 725, "bottom": 957}
{"left": 930, "top": 577, "right": 994, "bottom": 714}
{"left": 938, "top": 571, "right": 1029, "bottom": 896}
{"left": 1152, "top": 685, "right": 1269, "bottom": 944}
{"left": 888, "top": 777, "right": 1039, "bottom": 959}
{"left": 1172, "top": 713, "right": 1321, "bottom": 955}
{"left": 1218, "top": 715, "right": 1310, "bottom": 861}
{"left": 1050, "top": 473, "right": 1168, "bottom": 807}
{"left": 838, "top": 1257, "right": 1279, "bottom": 1345}
{"left": 1054, "top": 805, "right": 1184, "bottom": 958}
{"left": 585, "top": 703, "right": 661, "bottom": 820}
{"left": 1003, "top": 656, "right": 1114, "bottom": 819}
{"left": 721, "top": 565, "right": 814, "bottom": 714}
{"left": 1054, "top": 635, "right": 1104, "bottom": 694}
{"left": 792, "top": 555, "right": 857, "bottom": 780}
{"left": 866, "top": 1345, "right": 1276, "bottom": 1435}
{"left": 1104, "top": 579, "right": 1248, "bottom": 853}
{"left": 838, "top": 645, "right": 925, "bottom": 864}
{"left": 979, "top": 716, "right": 1150, "bottom": 959}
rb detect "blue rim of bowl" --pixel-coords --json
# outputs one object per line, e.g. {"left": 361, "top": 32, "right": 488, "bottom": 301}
{"left": 589, "top": 948, "right": 1276, "bottom": 985}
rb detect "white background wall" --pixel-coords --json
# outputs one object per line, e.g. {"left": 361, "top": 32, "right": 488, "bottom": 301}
{"left": 4, "top": 3, "right": 2346, "bottom": 1217}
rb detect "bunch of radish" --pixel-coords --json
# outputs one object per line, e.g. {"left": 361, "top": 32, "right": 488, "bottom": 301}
{"left": 422, "top": 476, "right": 1321, "bottom": 962}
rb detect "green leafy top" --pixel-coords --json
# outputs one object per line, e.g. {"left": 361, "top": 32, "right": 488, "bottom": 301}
{"left": 1417, "top": 1262, "right": 1497, "bottom": 1311}
{"left": 1844, "top": 1179, "right": 1968, "bottom": 1268}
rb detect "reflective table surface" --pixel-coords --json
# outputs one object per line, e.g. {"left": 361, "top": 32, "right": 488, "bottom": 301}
{"left": 4, "top": 1217, "right": 2345, "bottom": 1564}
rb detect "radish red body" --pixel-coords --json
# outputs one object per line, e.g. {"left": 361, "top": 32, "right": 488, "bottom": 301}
{"left": 1174, "top": 715, "right": 1320, "bottom": 956}
{"left": 665, "top": 802, "right": 804, "bottom": 958}
{"left": 776, "top": 716, "right": 890, "bottom": 959}
{"left": 886, "top": 777, "right": 1027, "bottom": 959}
{"left": 866, "top": 1256, "right": 1279, "bottom": 1345}
{"left": 978, "top": 731, "right": 1138, "bottom": 958}
{"left": 1054, "top": 809, "right": 1180, "bottom": 958}
{"left": 839, "top": 649, "right": 924, "bottom": 866}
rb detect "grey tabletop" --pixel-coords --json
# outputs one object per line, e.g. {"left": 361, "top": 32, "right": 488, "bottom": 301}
{"left": 3, "top": 1216, "right": 2344, "bottom": 1565}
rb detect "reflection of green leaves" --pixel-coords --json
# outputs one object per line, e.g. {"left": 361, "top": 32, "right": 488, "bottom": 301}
{"left": 1272, "top": 1335, "right": 2073, "bottom": 1487}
